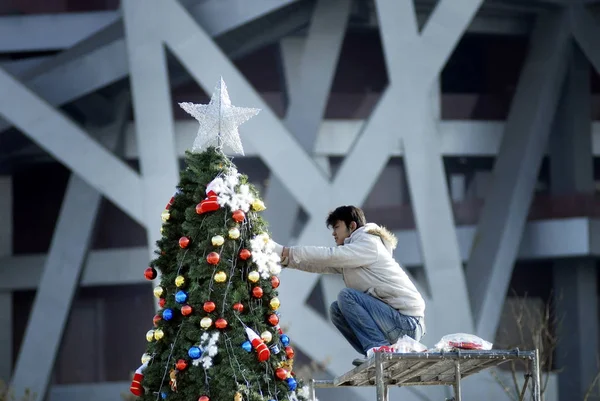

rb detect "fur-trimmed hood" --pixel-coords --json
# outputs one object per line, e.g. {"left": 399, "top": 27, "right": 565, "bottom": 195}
{"left": 349, "top": 222, "right": 398, "bottom": 253}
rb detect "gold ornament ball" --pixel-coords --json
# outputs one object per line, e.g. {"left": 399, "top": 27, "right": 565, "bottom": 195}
{"left": 153, "top": 286, "right": 163, "bottom": 298}
{"left": 214, "top": 271, "right": 227, "bottom": 283}
{"left": 248, "top": 271, "right": 260, "bottom": 283}
{"left": 161, "top": 210, "right": 170, "bottom": 222}
{"left": 211, "top": 235, "right": 225, "bottom": 246}
{"left": 234, "top": 392, "right": 242, "bottom": 401}
{"left": 154, "top": 329, "right": 165, "bottom": 340}
{"left": 261, "top": 331, "right": 273, "bottom": 343}
{"left": 175, "top": 275, "right": 185, "bottom": 287}
{"left": 141, "top": 353, "right": 152, "bottom": 364}
{"left": 228, "top": 227, "right": 240, "bottom": 239}
{"left": 200, "top": 317, "right": 213, "bottom": 329}
{"left": 270, "top": 297, "right": 280, "bottom": 310}
{"left": 251, "top": 199, "right": 266, "bottom": 211}
{"left": 146, "top": 330, "right": 155, "bottom": 342}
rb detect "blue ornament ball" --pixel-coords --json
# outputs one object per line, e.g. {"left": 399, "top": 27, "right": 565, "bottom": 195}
{"left": 242, "top": 341, "right": 252, "bottom": 352}
{"left": 161, "top": 392, "right": 168, "bottom": 399}
{"left": 162, "top": 308, "right": 173, "bottom": 321}
{"left": 286, "top": 377, "right": 297, "bottom": 391}
{"left": 175, "top": 290, "right": 188, "bottom": 304}
{"left": 188, "top": 346, "right": 202, "bottom": 359}
{"left": 280, "top": 334, "right": 290, "bottom": 346}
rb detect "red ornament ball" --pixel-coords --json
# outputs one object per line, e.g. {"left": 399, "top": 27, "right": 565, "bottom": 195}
{"left": 179, "top": 237, "right": 190, "bottom": 248}
{"left": 285, "top": 346, "right": 295, "bottom": 359}
{"left": 144, "top": 267, "right": 157, "bottom": 280}
{"left": 181, "top": 305, "right": 193, "bottom": 316}
{"left": 233, "top": 302, "right": 244, "bottom": 313}
{"left": 271, "top": 276, "right": 280, "bottom": 289}
{"left": 198, "top": 396, "right": 210, "bottom": 401}
{"left": 176, "top": 359, "right": 187, "bottom": 371}
{"left": 203, "top": 301, "right": 216, "bottom": 313}
{"left": 158, "top": 298, "right": 166, "bottom": 308}
{"left": 206, "top": 252, "right": 220, "bottom": 265}
{"left": 252, "top": 286, "right": 264, "bottom": 298}
{"left": 153, "top": 314, "right": 161, "bottom": 327}
{"left": 268, "top": 314, "right": 279, "bottom": 326}
{"left": 239, "top": 249, "right": 252, "bottom": 260}
{"left": 215, "top": 318, "right": 228, "bottom": 329}
{"left": 232, "top": 210, "right": 246, "bottom": 222}
{"left": 275, "top": 368, "right": 288, "bottom": 380}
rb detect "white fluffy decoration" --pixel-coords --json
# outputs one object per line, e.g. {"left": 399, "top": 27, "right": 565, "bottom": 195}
{"left": 206, "top": 169, "right": 254, "bottom": 212}
{"left": 192, "top": 331, "right": 220, "bottom": 369}
{"left": 297, "top": 385, "right": 318, "bottom": 401}
{"left": 250, "top": 233, "right": 282, "bottom": 279}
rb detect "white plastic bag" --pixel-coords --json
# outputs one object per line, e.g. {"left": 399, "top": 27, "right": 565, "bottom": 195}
{"left": 392, "top": 335, "right": 428, "bottom": 353}
{"left": 433, "top": 333, "right": 493, "bottom": 351}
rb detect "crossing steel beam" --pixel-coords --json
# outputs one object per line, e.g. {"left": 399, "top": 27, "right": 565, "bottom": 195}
{"left": 465, "top": 11, "right": 571, "bottom": 341}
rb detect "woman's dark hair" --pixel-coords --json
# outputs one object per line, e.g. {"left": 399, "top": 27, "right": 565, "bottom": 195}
{"left": 326, "top": 205, "right": 366, "bottom": 229}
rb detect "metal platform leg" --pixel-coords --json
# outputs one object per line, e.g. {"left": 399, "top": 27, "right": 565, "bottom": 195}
{"left": 453, "top": 360, "right": 462, "bottom": 401}
{"left": 308, "top": 379, "right": 316, "bottom": 401}
{"left": 531, "top": 349, "right": 541, "bottom": 401}
{"left": 375, "top": 353, "right": 388, "bottom": 401}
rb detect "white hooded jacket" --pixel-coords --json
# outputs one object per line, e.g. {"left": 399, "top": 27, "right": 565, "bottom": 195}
{"left": 273, "top": 223, "right": 426, "bottom": 318}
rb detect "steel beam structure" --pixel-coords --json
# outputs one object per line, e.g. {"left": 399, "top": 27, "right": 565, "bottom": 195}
{"left": 1, "top": 217, "right": 595, "bottom": 291}
{"left": 0, "top": 0, "right": 302, "bottom": 137}
{"left": 9, "top": 102, "right": 128, "bottom": 401}
{"left": 121, "top": 119, "right": 600, "bottom": 159}
{"left": 0, "top": 66, "right": 145, "bottom": 225}
{"left": 264, "top": 0, "right": 351, "bottom": 244}
{"left": 122, "top": 2, "right": 180, "bottom": 260}
{"left": 0, "top": 11, "right": 119, "bottom": 53}
{"left": 465, "top": 11, "right": 571, "bottom": 341}
{"left": 550, "top": 44, "right": 599, "bottom": 401}
{"left": 0, "top": 176, "right": 12, "bottom": 383}
{"left": 570, "top": 4, "right": 600, "bottom": 74}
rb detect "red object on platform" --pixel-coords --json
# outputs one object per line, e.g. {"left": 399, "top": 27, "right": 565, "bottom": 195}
{"left": 448, "top": 341, "right": 481, "bottom": 350}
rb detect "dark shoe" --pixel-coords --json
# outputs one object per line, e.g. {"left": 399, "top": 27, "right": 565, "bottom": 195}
{"left": 352, "top": 358, "right": 367, "bottom": 367}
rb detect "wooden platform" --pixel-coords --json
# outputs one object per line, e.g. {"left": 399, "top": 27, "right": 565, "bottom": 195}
{"left": 309, "top": 349, "right": 541, "bottom": 401}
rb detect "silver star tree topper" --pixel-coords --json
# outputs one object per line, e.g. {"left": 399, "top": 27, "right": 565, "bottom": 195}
{"left": 179, "top": 77, "right": 261, "bottom": 156}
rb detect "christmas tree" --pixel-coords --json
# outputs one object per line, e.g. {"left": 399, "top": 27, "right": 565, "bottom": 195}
{"left": 130, "top": 79, "right": 308, "bottom": 401}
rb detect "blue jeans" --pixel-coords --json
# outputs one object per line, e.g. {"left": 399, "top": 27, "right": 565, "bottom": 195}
{"left": 330, "top": 288, "right": 423, "bottom": 355}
